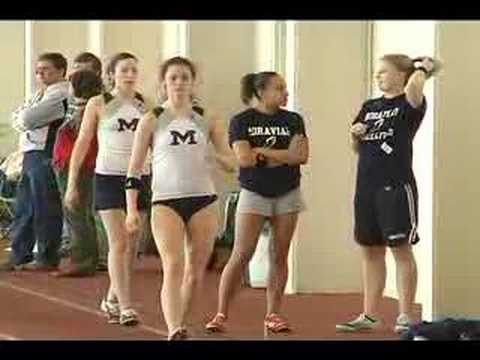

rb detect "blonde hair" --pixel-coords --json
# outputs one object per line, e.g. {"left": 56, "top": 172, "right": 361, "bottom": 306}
{"left": 380, "top": 54, "right": 415, "bottom": 85}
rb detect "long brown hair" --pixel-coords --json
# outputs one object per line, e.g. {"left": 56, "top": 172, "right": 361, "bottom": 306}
{"left": 105, "top": 52, "right": 137, "bottom": 90}
{"left": 158, "top": 56, "right": 197, "bottom": 102}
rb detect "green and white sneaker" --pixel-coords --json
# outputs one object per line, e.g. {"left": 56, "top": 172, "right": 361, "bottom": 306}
{"left": 394, "top": 313, "right": 411, "bottom": 333}
{"left": 336, "top": 313, "right": 380, "bottom": 332}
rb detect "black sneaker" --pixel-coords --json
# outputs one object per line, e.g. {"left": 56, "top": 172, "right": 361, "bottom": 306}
{"left": 96, "top": 263, "right": 108, "bottom": 272}
{"left": 0, "top": 258, "right": 25, "bottom": 271}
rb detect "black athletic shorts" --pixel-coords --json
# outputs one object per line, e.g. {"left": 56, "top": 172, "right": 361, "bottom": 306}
{"left": 152, "top": 195, "right": 218, "bottom": 224}
{"left": 94, "top": 174, "right": 151, "bottom": 211}
{"left": 354, "top": 182, "right": 419, "bottom": 247}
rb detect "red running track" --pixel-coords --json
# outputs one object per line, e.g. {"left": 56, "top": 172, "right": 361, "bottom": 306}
{"left": 0, "top": 256, "right": 421, "bottom": 340}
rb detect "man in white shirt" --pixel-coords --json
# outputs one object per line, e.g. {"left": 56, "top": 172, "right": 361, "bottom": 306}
{"left": 1, "top": 52, "right": 69, "bottom": 271}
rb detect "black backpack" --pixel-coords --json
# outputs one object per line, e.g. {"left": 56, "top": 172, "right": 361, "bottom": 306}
{"left": 401, "top": 318, "right": 480, "bottom": 340}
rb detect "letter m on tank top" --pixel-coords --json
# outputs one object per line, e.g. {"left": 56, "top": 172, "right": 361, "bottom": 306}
{"left": 118, "top": 118, "right": 140, "bottom": 132}
{"left": 169, "top": 130, "right": 198, "bottom": 145}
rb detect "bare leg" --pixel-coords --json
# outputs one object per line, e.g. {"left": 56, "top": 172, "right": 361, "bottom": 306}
{"left": 360, "top": 245, "right": 387, "bottom": 318}
{"left": 181, "top": 203, "right": 218, "bottom": 332}
{"left": 266, "top": 212, "right": 298, "bottom": 315}
{"left": 123, "top": 211, "right": 146, "bottom": 307}
{"left": 151, "top": 205, "right": 186, "bottom": 335}
{"left": 99, "top": 209, "right": 133, "bottom": 311}
{"left": 390, "top": 243, "right": 417, "bottom": 318}
{"left": 216, "top": 213, "right": 266, "bottom": 316}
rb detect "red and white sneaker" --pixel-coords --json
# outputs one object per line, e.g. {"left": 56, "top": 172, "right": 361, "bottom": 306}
{"left": 264, "top": 313, "right": 292, "bottom": 334}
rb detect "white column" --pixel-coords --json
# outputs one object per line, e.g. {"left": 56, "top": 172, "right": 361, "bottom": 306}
{"left": 254, "top": 21, "right": 276, "bottom": 71}
{"left": 285, "top": 20, "right": 298, "bottom": 293}
{"left": 87, "top": 20, "right": 104, "bottom": 58}
{"left": 162, "top": 21, "right": 189, "bottom": 59}
{"left": 25, "top": 20, "right": 34, "bottom": 99}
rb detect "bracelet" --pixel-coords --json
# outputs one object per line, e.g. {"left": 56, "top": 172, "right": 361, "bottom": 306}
{"left": 256, "top": 153, "right": 267, "bottom": 168}
{"left": 125, "top": 176, "right": 143, "bottom": 190}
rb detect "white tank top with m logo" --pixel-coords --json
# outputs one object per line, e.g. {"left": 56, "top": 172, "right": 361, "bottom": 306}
{"left": 151, "top": 106, "right": 216, "bottom": 201}
{"left": 95, "top": 93, "right": 150, "bottom": 176}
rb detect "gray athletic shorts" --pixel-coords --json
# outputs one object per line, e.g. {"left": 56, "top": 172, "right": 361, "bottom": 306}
{"left": 236, "top": 187, "right": 306, "bottom": 217}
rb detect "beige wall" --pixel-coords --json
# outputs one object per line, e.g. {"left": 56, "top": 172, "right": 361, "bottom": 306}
{"left": 26, "top": 21, "right": 89, "bottom": 97}
{"left": 32, "top": 21, "right": 88, "bottom": 64}
{"left": 189, "top": 21, "right": 256, "bottom": 120}
{"left": 103, "top": 21, "right": 165, "bottom": 100}
{"left": 189, "top": 22, "right": 257, "bottom": 181}
{"left": 0, "top": 20, "right": 366, "bottom": 293}
{"left": 30, "top": 21, "right": 88, "bottom": 83}
{"left": 3, "top": 21, "right": 480, "bottom": 321}
{"left": 0, "top": 21, "right": 24, "bottom": 157}
{"left": 289, "top": 21, "right": 369, "bottom": 292}
{"left": 29, "top": 21, "right": 168, "bottom": 101}
{"left": 188, "top": 21, "right": 257, "bottom": 227}
{"left": 434, "top": 21, "right": 480, "bottom": 319}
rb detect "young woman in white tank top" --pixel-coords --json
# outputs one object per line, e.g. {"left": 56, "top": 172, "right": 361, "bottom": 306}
{"left": 65, "top": 52, "right": 152, "bottom": 327}
{"left": 125, "top": 56, "right": 236, "bottom": 340}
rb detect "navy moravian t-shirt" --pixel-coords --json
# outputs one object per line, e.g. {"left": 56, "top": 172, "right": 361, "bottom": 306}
{"left": 229, "top": 108, "right": 306, "bottom": 197}
{"left": 353, "top": 93, "right": 426, "bottom": 189}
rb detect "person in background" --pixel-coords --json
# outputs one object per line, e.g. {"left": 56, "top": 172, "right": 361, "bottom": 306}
{"left": 66, "top": 52, "right": 151, "bottom": 326}
{"left": 0, "top": 52, "right": 69, "bottom": 272}
{"left": 125, "top": 56, "right": 235, "bottom": 340}
{"left": 206, "top": 71, "right": 308, "bottom": 335}
{"left": 51, "top": 69, "right": 103, "bottom": 277}
{"left": 336, "top": 55, "right": 440, "bottom": 334}
{"left": 58, "top": 52, "right": 109, "bottom": 272}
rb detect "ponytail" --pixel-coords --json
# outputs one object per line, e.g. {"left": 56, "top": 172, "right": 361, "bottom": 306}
{"left": 240, "top": 73, "right": 257, "bottom": 105}
{"left": 240, "top": 71, "right": 278, "bottom": 105}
